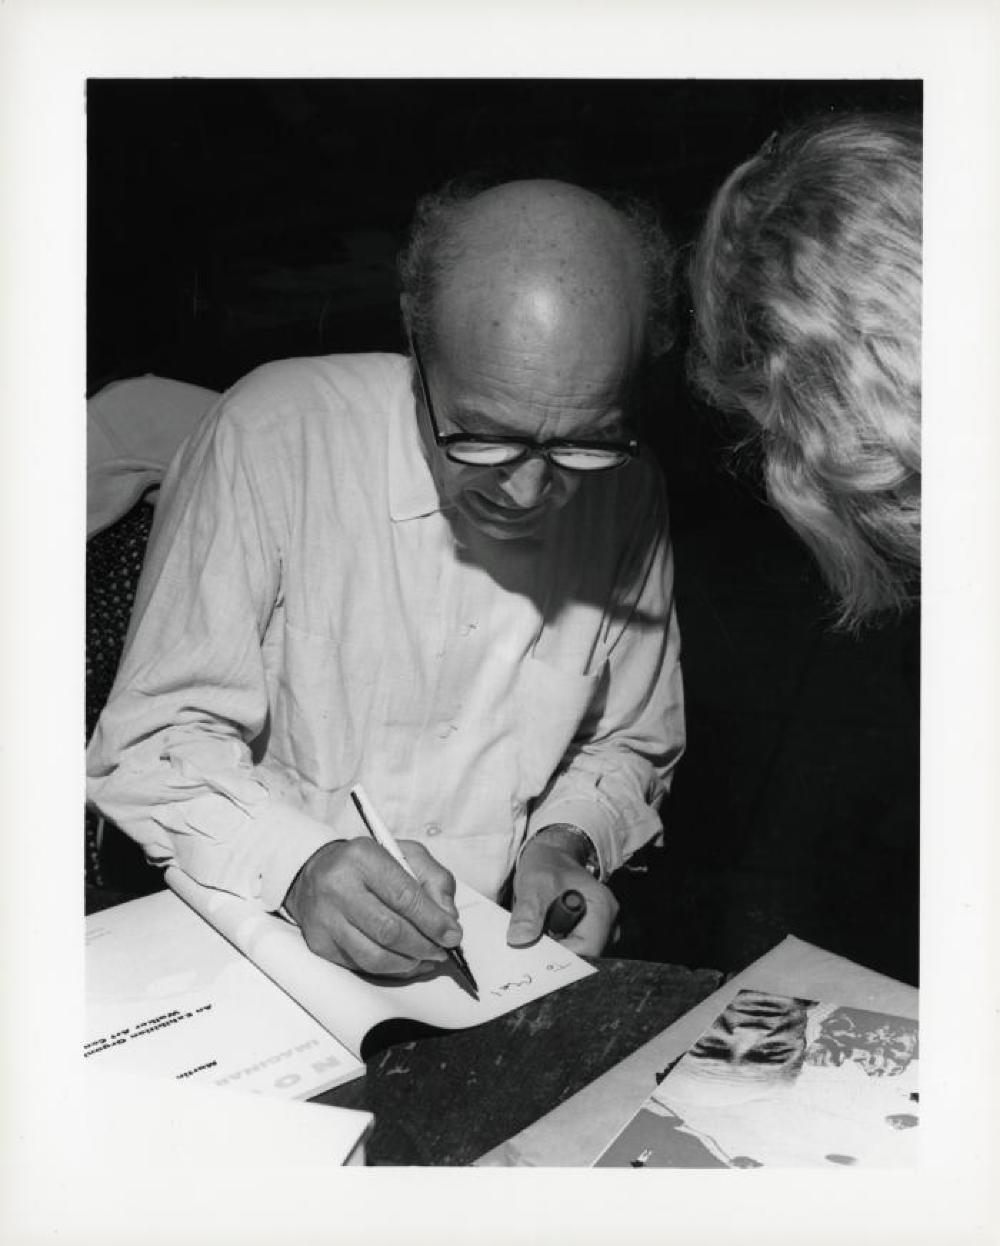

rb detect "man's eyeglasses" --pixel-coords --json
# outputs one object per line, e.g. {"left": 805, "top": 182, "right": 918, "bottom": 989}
{"left": 410, "top": 338, "right": 640, "bottom": 474}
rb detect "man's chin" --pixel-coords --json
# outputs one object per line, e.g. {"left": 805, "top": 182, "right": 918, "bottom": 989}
{"left": 467, "top": 519, "right": 546, "bottom": 543}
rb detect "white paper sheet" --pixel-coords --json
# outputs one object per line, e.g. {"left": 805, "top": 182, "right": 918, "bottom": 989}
{"left": 85, "top": 890, "right": 364, "bottom": 1098}
{"left": 166, "top": 868, "right": 596, "bottom": 1057}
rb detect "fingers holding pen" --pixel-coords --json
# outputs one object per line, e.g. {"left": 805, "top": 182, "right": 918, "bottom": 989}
{"left": 366, "top": 840, "right": 462, "bottom": 949}
{"left": 283, "top": 838, "right": 462, "bottom": 977}
{"left": 307, "top": 911, "right": 442, "bottom": 979}
{"left": 399, "top": 840, "right": 459, "bottom": 921}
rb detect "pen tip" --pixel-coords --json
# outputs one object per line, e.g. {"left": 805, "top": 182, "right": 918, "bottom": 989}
{"left": 445, "top": 946, "right": 479, "bottom": 997}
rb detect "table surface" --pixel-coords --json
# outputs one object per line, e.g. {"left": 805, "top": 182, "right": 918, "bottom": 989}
{"left": 86, "top": 885, "right": 722, "bottom": 1167}
{"left": 477, "top": 934, "right": 918, "bottom": 1167}
{"left": 317, "top": 957, "right": 722, "bottom": 1166}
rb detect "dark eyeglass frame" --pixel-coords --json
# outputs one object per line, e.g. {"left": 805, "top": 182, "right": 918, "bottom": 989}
{"left": 410, "top": 337, "right": 641, "bottom": 473}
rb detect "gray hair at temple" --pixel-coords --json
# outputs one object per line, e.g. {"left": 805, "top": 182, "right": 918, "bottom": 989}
{"left": 688, "top": 113, "right": 922, "bottom": 629}
{"left": 398, "top": 178, "right": 678, "bottom": 361}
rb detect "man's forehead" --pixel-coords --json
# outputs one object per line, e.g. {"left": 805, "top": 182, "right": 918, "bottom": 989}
{"left": 422, "top": 207, "right": 647, "bottom": 433}
{"left": 438, "top": 238, "right": 642, "bottom": 323}
{"left": 432, "top": 257, "right": 645, "bottom": 372}
{"left": 435, "top": 182, "right": 644, "bottom": 320}
{"left": 427, "top": 347, "right": 637, "bottom": 443}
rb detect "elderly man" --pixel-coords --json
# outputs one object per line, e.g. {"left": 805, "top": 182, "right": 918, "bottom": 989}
{"left": 87, "top": 178, "right": 684, "bottom": 976}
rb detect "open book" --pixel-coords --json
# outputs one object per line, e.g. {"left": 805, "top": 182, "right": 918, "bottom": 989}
{"left": 593, "top": 988, "right": 919, "bottom": 1168}
{"left": 85, "top": 866, "right": 595, "bottom": 1100}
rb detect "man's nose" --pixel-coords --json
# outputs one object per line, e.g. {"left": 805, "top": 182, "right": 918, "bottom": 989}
{"left": 497, "top": 456, "right": 552, "bottom": 508}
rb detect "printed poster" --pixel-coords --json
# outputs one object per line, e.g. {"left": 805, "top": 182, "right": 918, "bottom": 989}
{"left": 595, "top": 989, "right": 918, "bottom": 1168}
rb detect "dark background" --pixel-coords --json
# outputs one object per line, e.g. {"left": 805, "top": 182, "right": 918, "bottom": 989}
{"left": 87, "top": 79, "right": 921, "bottom": 983}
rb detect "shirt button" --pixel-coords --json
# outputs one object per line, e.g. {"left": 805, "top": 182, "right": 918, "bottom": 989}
{"left": 424, "top": 822, "right": 441, "bottom": 837}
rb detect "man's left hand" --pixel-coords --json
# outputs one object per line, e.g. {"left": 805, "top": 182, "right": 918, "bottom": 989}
{"left": 507, "top": 830, "right": 619, "bottom": 956}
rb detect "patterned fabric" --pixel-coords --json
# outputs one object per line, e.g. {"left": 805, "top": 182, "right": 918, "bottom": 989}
{"left": 85, "top": 500, "right": 156, "bottom": 889}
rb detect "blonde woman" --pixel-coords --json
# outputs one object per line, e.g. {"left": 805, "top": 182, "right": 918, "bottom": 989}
{"left": 689, "top": 114, "right": 922, "bottom": 628}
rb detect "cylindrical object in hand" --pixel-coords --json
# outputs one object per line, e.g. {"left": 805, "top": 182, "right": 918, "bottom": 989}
{"left": 544, "top": 888, "right": 587, "bottom": 937}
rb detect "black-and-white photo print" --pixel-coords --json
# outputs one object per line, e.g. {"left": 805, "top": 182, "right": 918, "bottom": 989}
{"left": 83, "top": 74, "right": 922, "bottom": 1161}
{"left": 5, "top": 7, "right": 998, "bottom": 1240}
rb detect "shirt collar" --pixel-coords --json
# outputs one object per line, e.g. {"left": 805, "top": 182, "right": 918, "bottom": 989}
{"left": 388, "top": 358, "right": 448, "bottom": 522}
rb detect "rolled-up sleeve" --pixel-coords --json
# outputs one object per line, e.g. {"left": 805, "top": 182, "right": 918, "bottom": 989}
{"left": 86, "top": 399, "right": 335, "bottom": 910}
{"left": 526, "top": 470, "right": 685, "bottom": 879}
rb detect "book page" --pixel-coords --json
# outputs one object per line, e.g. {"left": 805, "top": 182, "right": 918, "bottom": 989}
{"left": 85, "top": 1070, "right": 373, "bottom": 1170}
{"left": 166, "top": 868, "right": 596, "bottom": 1057}
{"left": 85, "top": 891, "right": 364, "bottom": 1099}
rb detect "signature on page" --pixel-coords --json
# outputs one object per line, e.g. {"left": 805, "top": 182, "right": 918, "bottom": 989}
{"left": 488, "top": 958, "right": 576, "bottom": 997}
{"left": 490, "top": 974, "right": 533, "bottom": 997}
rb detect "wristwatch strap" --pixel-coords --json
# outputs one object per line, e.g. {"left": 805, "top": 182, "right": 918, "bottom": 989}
{"left": 534, "top": 823, "right": 601, "bottom": 880}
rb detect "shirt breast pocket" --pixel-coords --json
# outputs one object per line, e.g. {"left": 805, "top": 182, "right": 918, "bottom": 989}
{"left": 512, "top": 654, "right": 606, "bottom": 803}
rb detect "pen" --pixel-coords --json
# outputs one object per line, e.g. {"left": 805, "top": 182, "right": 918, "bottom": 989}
{"left": 349, "top": 784, "right": 479, "bottom": 998}
{"left": 544, "top": 888, "right": 587, "bottom": 938}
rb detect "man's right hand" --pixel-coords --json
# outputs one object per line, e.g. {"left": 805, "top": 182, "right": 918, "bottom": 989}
{"left": 283, "top": 838, "right": 463, "bottom": 977}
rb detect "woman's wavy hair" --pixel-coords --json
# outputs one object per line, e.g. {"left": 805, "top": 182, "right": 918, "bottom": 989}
{"left": 688, "top": 113, "right": 922, "bottom": 628}
{"left": 398, "top": 177, "right": 677, "bottom": 362}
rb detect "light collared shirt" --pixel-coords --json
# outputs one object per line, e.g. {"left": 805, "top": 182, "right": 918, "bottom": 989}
{"left": 87, "top": 353, "right": 684, "bottom": 909}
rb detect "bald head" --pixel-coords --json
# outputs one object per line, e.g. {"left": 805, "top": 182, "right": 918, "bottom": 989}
{"left": 397, "top": 178, "right": 675, "bottom": 541}
{"left": 432, "top": 180, "right": 646, "bottom": 367}
{"left": 399, "top": 177, "right": 675, "bottom": 367}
